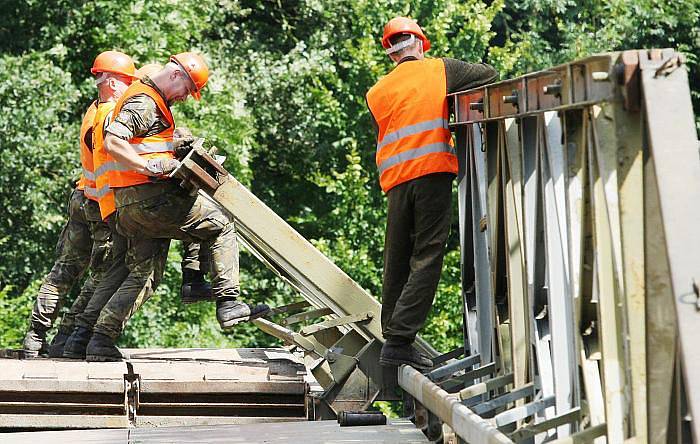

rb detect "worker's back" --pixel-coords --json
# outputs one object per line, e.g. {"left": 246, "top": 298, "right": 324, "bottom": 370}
{"left": 366, "top": 58, "right": 456, "bottom": 193}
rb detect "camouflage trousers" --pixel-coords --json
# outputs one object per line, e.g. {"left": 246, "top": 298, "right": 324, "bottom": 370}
{"left": 73, "top": 216, "right": 208, "bottom": 332}
{"left": 72, "top": 215, "right": 129, "bottom": 331}
{"left": 29, "top": 189, "right": 113, "bottom": 335}
{"left": 92, "top": 181, "right": 239, "bottom": 339}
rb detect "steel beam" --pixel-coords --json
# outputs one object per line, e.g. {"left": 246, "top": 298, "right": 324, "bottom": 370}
{"left": 639, "top": 49, "right": 700, "bottom": 442}
{"left": 398, "top": 365, "right": 512, "bottom": 444}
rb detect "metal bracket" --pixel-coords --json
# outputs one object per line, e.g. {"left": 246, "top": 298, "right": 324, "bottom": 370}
{"left": 428, "top": 354, "right": 480, "bottom": 382}
{"left": 124, "top": 362, "right": 139, "bottom": 425}
{"left": 300, "top": 312, "right": 374, "bottom": 336}
{"left": 266, "top": 300, "right": 311, "bottom": 317}
{"left": 284, "top": 307, "right": 334, "bottom": 325}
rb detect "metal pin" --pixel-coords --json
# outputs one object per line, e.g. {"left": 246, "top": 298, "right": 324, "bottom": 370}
{"left": 470, "top": 99, "right": 484, "bottom": 112}
{"left": 503, "top": 90, "right": 519, "bottom": 104}
{"left": 543, "top": 83, "right": 562, "bottom": 96}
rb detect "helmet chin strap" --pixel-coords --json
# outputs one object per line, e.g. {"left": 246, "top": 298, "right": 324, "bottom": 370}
{"left": 385, "top": 34, "right": 417, "bottom": 55}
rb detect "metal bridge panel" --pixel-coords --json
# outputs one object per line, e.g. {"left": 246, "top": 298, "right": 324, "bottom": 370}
{"left": 540, "top": 112, "right": 578, "bottom": 436}
{"left": 639, "top": 50, "right": 700, "bottom": 442}
{"left": 469, "top": 123, "right": 495, "bottom": 363}
{"left": 441, "top": 49, "right": 697, "bottom": 442}
{"left": 501, "top": 118, "right": 530, "bottom": 396}
{"left": 588, "top": 104, "right": 628, "bottom": 442}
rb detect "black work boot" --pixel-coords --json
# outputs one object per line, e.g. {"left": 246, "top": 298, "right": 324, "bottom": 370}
{"left": 216, "top": 298, "right": 270, "bottom": 329}
{"left": 85, "top": 332, "right": 125, "bottom": 362}
{"left": 181, "top": 269, "right": 215, "bottom": 304}
{"left": 379, "top": 340, "right": 433, "bottom": 370}
{"left": 48, "top": 330, "right": 71, "bottom": 358}
{"left": 22, "top": 328, "right": 48, "bottom": 359}
{"left": 63, "top": 327, "right": 93, "bottom": 360}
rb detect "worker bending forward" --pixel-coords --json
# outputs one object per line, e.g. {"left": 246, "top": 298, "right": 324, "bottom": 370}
{"left": 366, "top": 18, "right": 497, "bottom": 369}
{"left": 85, "top": 53, "right": 268, "bottom": 361}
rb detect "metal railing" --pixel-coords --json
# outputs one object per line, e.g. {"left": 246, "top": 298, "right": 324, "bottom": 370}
{"left": 399, "top": 49, "right": 699, "bottom": 443}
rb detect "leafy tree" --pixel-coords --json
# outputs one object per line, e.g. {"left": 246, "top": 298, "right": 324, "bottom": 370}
{"left": 0, "top": 0, "right": 697, "bottom": 356}
{"left": 0, "top": 51, "right": 81, "bottom": 296}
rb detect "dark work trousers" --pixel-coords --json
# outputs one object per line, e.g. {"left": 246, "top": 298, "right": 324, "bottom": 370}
{"left": 381, "top": 172, "right": 453, "bottom": 344}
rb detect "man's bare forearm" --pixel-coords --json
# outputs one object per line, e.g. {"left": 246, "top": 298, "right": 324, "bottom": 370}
{"left": 104, "top": 134, "right": 151, "bottom": 176}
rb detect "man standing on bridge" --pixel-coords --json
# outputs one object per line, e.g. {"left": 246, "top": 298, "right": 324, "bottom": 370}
{"left": 366, "top": 17, "right": 497, "bottom": 369}
{"left": 84, "top": 52, "right": 269, "bottom": 361}
{"left": 22, "top": 51, "right": 137, "bottom": 359}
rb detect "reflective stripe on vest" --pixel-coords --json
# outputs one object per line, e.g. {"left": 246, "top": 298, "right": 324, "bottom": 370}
{"left": 92, "top": 101, "right": 118, "bottom": 220}
{"left": 85, "top": 184, "right": 111, "bottom": 199}
{"left": 93, "top": 160, "right": 132, "bottom": 178}
{"left": 130, "top": 141, "right": 174, "bottom": 154}
{"left": 366, "top": 58, "right": 457, "bottom": 193}
{"left": 376, "top": 118, "right": 449, "bottom": 153}
{"left": 82, "top": 168, "right": 96, "bottom": 181}
{"left": 109, "top": 80, "right": 176, "bottom": 189}
{"left": 75, "top": 102, "right": 98, "bottom": 196}
{"left": 378, "top": 142, "right": 455, "bottom": 174}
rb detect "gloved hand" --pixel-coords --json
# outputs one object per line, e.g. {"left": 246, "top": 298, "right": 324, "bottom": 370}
{"left": 173, "top": 126, "right": 193, "bottom": 139}
{"left": 145, "top": 158, "right": 181, "bottom": 176}
{"left": 172, "top": 136, "right": 196, "bottom": 159}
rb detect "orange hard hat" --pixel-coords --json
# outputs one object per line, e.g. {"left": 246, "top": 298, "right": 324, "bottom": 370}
{"left": 91, "top": 50, "right": 136, "bottom": 78}
{"left": 381, "top": 17, "right": 431, "bottom": 52}
{"left": 170, "top": 52, "right": 209, "bottom": 100}
{"left": 134, "top": 63, "right": 163, "bottom": 80}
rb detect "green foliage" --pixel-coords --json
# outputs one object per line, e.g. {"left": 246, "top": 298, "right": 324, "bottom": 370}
{"left": 0, "top": 284, "right": 35, "bottom": 347}
{"left": 0, "top": 51, "right": 81, "bottom": 291}
{"left": 0, "top": 0, "right": 698, "bottom": 354}
{"left": 311, "top": 150, "right": 386, "bottom": 294}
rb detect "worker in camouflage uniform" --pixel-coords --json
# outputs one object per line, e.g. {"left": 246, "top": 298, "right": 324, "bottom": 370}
{"left": 84, "top": 53, "right": 269, "bottom": 361}
{"left": 21, "top": 51, "right": 137, "bottom": 358}
{"left": 60, "top": 64, "right": 214, "bottom": 360}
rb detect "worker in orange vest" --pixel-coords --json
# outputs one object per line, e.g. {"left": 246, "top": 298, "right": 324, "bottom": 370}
{"left": 82, "top": 53, "right": 268, "bottom": 361}
{"left": 22, "top": 51, "right": 136, "bottom": 358}
{"left": 60, "top": 63, "right": 212, "bottom": 359}
{"left": 366, "top": 18, "right": 497, "bottom": 369}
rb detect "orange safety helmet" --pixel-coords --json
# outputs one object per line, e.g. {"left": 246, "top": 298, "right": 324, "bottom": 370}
{"left": 134, "top": 63, "right": 163, "bottom": 80}
{"left": 170, "top": 52, "right": 209, "bottom": 100}
{"left": 91, "top": 50, "right": 136, "bottom": 78}
{"left": 381, "top": 17, "right": 431, "bottom": 53}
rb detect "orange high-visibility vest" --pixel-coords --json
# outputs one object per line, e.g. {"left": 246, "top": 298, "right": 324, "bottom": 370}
{"left": 109, "top": 80, "right": 175, "bottom": 188}
{"left": 75, "top": 101, "right": 99, "bottom": 198}
{"left": 366, "top": 58, "right": 457, "bottom": 193}
{"left": 92, "top": 101, "right": 119, "bottom": 219}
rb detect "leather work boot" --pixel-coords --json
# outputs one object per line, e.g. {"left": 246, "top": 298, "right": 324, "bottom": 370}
{"left": 181, "top": 269, "right": 215, "bottom": 304}
{"left": 22, "top": 329, "right": 48, "bottom": 359}
{"left": 63, "top": 327, "right": 93, "bottom": 360}
{"left": 47, "top": 331, "right": 71, "bottom": 358}
{"left": 216, "top": 299, "right": 270, "bottom": 329}
{"left": 379, "top": 342, "right": 433, "bottom": 370}
{"left": 85, "top": 332, "right": 125, "bottom": 362}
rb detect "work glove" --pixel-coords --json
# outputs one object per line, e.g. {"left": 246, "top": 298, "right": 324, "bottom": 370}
{"left": 172, "top": 136, "right": 196, "bottom": 159}
{"left": 173, "top": 126, "right": 193, "bottom": 138}
{"left": 145, "top": 158, "right": 181, "bottom": 176}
